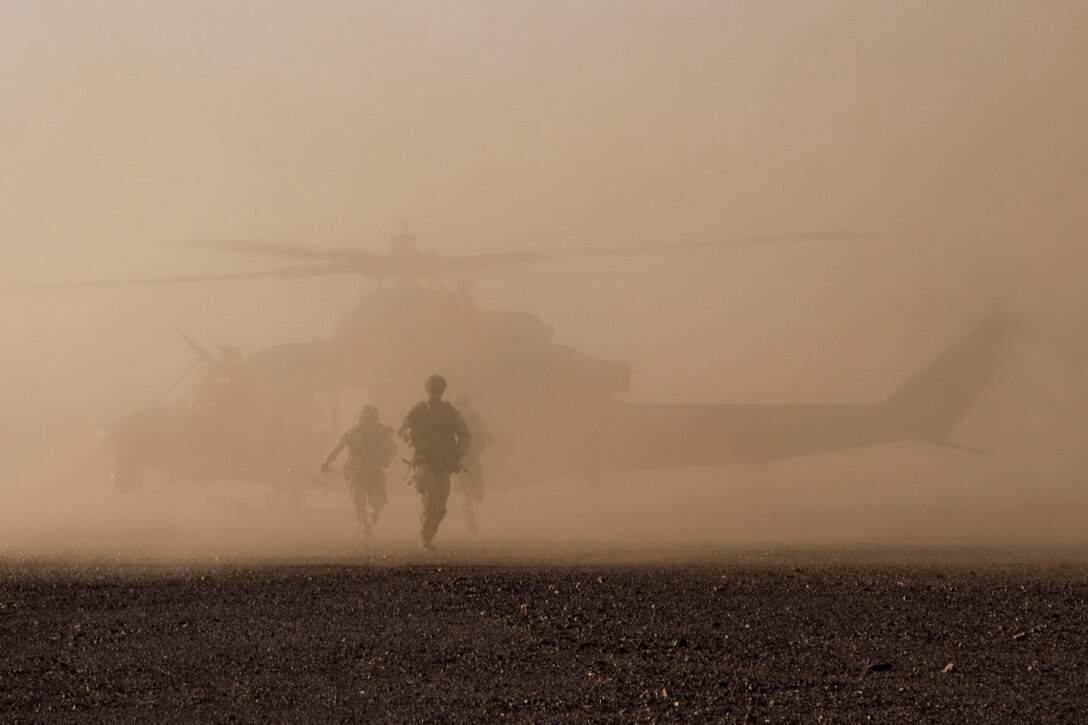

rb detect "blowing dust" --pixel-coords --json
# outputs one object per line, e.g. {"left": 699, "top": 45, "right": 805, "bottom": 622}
{"left": 2, "top": 2, "right": 1088, "bottom": 561}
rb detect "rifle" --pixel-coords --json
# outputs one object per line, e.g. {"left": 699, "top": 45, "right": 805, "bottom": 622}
{"left": 401, "top": 457, "right": 468, "bottom": 475}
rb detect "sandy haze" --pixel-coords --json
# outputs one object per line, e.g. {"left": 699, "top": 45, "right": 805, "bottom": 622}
{"left": 2, "top": 1, "right": 1087, "bottom": 560}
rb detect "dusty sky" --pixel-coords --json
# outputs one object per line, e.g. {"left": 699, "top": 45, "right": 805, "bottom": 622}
{"left": 1, "top": 1, "right": 1087, "bottom": 549}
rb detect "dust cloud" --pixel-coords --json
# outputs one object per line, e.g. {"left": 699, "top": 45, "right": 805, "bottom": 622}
{"left": 2, "top": 1, "right": 1087, "bottom": 560}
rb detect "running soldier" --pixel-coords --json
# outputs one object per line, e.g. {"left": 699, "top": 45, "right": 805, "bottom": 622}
{"left": 454, "top": 395, "right": 491, "bottom": 535}
{"left": 322, "top": 406, "right": 397, "bottom": 538}
{"left": 399, "top": 375, "right": 471, "bottom": 550}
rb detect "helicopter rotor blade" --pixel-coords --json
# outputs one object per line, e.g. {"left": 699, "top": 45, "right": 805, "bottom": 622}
{"left": 547, "top": 229, "right": 870, "bottom": 258}
{"left": 0, "top": 229, "right": 870, "bottom": 292}
{"left": 177, "top": 238, "right": 379, "bottom": 263}
{"left": 176, "top": 330, "right": 216, "bottom": 360}
{"left": 429, "top": 250, "right": 542, "bottom": 273}
{"left": 0, "top": 262, "right": 365, "bottom": 292}
{"left": 507, "top": 270, "right": 621, "bottom": 285}
{"left": 0, "top": 269, "right": 286, "bottom": 292}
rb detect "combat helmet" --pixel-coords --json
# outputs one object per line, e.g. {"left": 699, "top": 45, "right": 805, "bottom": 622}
{"left": 424, "top": 374, "right": 448, "bottom": 394}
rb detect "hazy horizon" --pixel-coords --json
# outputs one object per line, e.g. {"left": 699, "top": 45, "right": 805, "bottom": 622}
{"left": 2, "top": 1, "right": 1087, "bottom": 555}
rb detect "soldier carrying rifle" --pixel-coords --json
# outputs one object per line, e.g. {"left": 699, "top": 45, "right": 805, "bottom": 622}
{"left": 399, "top": 375, "right": 471, "bottom": 550}
{"left": 322, "top": 406, "right": 397, "bottom": 538}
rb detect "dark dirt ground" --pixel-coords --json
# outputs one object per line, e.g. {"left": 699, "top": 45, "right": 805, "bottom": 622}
{"left": 2, "top": 547, "right": 1087, "bottom": 723}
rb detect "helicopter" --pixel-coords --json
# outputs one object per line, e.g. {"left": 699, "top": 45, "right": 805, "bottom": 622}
{"left": 4, "top": 226, "right": 1005, "bottom": 496}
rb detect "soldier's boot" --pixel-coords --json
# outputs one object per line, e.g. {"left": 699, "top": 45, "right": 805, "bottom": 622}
{"left": 418, "top": 535, "right": 436, "bottom": 551}
{"left": 369, "top": 508, "right": 380, "bottom": 525}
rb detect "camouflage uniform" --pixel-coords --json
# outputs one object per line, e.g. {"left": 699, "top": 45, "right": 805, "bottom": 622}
{"left": 324, "top": 410, "right": 397, "bottom": 536}
{"left": 399, "top": 394, "right": 471, "bottom": 548}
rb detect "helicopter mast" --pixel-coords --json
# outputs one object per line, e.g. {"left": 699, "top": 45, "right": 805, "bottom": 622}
{"left": 389, "top": 220, "right": 417, "bottom": 286}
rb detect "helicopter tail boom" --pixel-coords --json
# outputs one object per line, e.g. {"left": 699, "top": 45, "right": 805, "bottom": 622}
{"left": 878, "top": 317, "right": 1007, "bottom": 446}
{"left": 554, "top": 317, "right": 1009, "bottom": 478}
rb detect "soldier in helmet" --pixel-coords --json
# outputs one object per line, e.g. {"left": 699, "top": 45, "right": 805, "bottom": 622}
{"left": 399, "top": 375, "right": 471, "bottom": 550}
{"left": 453, "top": 395, "right": 492, "bottom": 535}
{"left": 322, "top": 405, "right": 397, "bottom": 538}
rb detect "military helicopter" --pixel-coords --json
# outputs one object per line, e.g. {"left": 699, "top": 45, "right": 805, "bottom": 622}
{"left": 106, "top": 331, "right": 337, "bottom": 497}
{"left": 5, "top": 225, "right": 1005, "bottom": 496}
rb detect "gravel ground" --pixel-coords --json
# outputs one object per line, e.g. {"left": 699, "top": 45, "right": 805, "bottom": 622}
{"left": 2, "top": 547, "right": 1087, "bottom": 722}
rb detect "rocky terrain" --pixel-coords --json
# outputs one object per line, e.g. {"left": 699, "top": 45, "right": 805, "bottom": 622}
{"left": 2, "top": 548, "right": 1087, "bottom": 722}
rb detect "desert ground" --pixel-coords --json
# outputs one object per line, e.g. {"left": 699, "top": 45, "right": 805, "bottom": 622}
{"left": 2, "top": 477, "right": 1087, "bottom": 722}
{"left": 3, "top": 542, "right": 1087, "bottom": 723}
